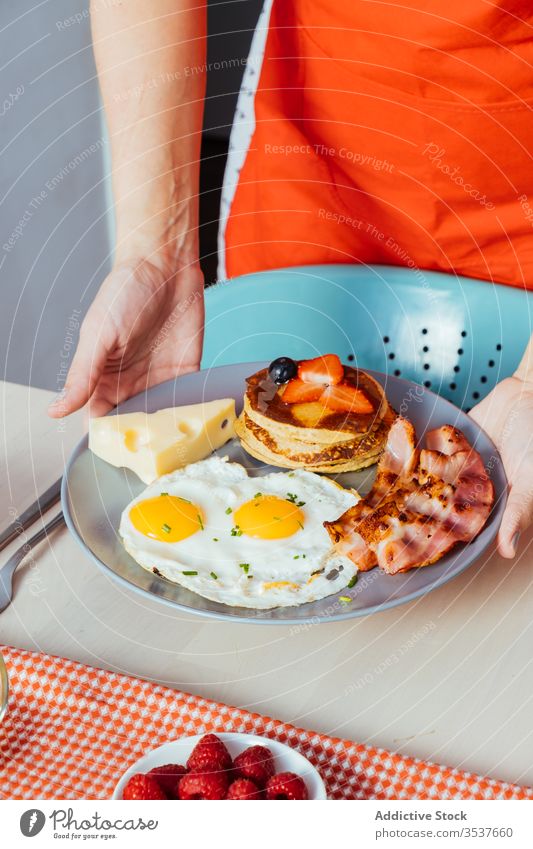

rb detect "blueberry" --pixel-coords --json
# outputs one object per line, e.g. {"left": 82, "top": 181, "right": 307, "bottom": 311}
{"left": 268, "top": 357, "right": 298, "bottom": 385}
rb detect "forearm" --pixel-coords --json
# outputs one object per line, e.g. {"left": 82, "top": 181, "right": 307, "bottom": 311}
{"left": 90, "top": 0, "right": 206, "bottom": 265}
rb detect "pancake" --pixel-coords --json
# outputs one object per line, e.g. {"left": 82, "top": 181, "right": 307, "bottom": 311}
{"left": 235, "top": 413, "right": 393, "bottom": 472}
{"left": 245, "top": 367, "right": 388, "bottom": 434}
{"left": 236, "top": 364, "right": 395, "bottom": 472}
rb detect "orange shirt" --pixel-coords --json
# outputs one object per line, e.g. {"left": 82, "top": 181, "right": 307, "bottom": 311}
{"left": 222, "top": 1, "right": 533, "bottom": 288}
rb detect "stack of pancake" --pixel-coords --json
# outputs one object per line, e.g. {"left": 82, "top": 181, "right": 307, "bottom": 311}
{"left": 235, "top": 364, "right": 395, "bottom": 473}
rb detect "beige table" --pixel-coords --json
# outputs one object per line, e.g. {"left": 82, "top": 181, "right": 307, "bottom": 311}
{"left": 1, "top": 380, "right": 533, "bottom": 789}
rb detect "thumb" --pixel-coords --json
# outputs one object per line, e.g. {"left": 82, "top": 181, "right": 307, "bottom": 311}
{"left": 47, "top": 324, "right": 110, "bottom": 418}
{"left": 498, "top": 482, "right": 533, "bottom": 558}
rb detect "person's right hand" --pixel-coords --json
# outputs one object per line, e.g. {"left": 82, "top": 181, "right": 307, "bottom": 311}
{"left": 47, "top": 254, "right": 204, "bottom": 419}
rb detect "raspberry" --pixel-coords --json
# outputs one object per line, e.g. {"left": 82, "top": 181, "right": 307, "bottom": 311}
{"left": 226, "top": 778, "right": 262, "bottom": 800}
{"left": 265, "top": 772, "right": 308, "bottom": 800}
{"left": 186, "top": 733, "right": 232, "bottom": 774}
{"left": 178, "top": 770, "right": 228, "bottom": 800}
{"left": 146, "top": 764, "right": 187, "bottom": 797}
{"left": 234, "top": 745, "right": 275, "bottom": 787}
{"left": 122, "top": 773, "right": 167, "bottom": 800}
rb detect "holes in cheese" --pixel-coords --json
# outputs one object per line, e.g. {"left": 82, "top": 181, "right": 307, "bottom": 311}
{"left": 124, "top": 429, "right": 138, "bottom": 452}
{"left": 89, "top": 399, "right": 237, "bottom": 483}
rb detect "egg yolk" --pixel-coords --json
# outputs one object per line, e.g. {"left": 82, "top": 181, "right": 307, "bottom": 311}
{"left": 129, "top": 495, "right": 204, "bottom": 542}
{"left": 233, "top": 495, "right": 304, "bottom": 539}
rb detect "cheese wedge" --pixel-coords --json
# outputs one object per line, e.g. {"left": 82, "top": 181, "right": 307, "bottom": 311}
{"left": 89, "top": 399, "right": 236, "bottom": 483}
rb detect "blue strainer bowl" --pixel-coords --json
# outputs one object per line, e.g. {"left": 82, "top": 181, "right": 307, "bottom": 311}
{"left": 203, "top": 264, "right": 533, "bottom": 410}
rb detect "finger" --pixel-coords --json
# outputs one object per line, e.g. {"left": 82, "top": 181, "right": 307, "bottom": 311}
{"left": 82, "top": 396, "right": 113, "bottom": 431}
{"left": 87, "top": 395, "right": 116, "bottom": 419}
{"left": 82, "top": 384, "right": 127, "bottom": 428}
{"left": 87, "top": 367, "right": 149, "bottom": 419}
{"left": 468, "top": 392, "right": 497, "bottom": 435}
{"left": 497, "top": 484, "right": 533, "bottom": 557}
{"left": 47, "top": 327, "right": 110, "bottom": 418}
{"left": 84, "top": 358, "right": 203, "bottom": 421}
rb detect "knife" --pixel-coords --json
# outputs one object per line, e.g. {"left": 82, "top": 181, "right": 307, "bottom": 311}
{"left": 0, "top": 476, "right": 62, "bottom": 553}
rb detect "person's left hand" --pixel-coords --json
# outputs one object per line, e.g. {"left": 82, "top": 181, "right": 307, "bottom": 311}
{"left": 47, "top": 255, "right": 204, "bottom": 420}
{"left": 469, "top": 375, "right": 533, "bottom": 557}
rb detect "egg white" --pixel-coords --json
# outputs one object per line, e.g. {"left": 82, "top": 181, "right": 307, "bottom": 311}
{"left": 119, "top": 455, "right": 359, "bottom": 609}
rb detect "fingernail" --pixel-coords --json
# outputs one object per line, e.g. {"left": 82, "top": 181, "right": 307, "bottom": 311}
{"left": 512, "top": 531, "right": 521, "bottom": 553}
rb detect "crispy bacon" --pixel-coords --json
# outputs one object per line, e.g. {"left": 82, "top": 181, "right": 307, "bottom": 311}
{"left": 325, "top": 417, "right": 495, "bottom": 574}
{"left": 368, "top": 417, "right": 418, "bottom": 508}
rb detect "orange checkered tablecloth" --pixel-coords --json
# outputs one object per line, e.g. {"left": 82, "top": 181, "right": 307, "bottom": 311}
{"left": 0, "top": 644, "right": 531, "bottom": 801}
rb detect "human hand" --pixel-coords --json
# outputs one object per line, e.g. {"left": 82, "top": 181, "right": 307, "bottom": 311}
{"left": 469, "top": 376, "right": 533, "bottom": 557}
{"left": 47, "top": 255, "right": 204, "bottom": 419}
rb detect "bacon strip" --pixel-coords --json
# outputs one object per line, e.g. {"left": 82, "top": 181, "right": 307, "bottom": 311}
{"left": 325, "top": 417, "right": 495, "bottom": 574}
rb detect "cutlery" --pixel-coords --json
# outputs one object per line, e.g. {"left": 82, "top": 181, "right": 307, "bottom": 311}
{"left": 0, "top": 512, "right": 65, "bottom": 613}
{"left": 0, "top": 477, "right": 62, "bottom": 553}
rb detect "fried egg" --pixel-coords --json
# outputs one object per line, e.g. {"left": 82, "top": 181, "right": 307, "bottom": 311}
{"left": 119, "top": 456, "right": 360, "bottom": 609}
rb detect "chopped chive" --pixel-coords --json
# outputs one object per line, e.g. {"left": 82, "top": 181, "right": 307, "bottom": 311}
{"left": 286, "top": 492, "right": 305, "bottom": 507}
{"left": 160, "top": 491, "right": 168, "bottom": 496}
{"left": 339, "top": 596, "right": 352, "bottom": 603}
{"left": 182, "top": 570, "right": 198, "bottom": 576}
{"left": 347, "top": 575, "right": 358, "bottom": 589}
{"left": 247, "top": 575, "right": 254, "bottom": 579}
{"left": 231, "top": 525, "right": 243, "bottom": 537}
{"left": 296, "top": 520, "right": 304, "bottom": 530}
{"left": 288, "top": 472, "right": 295, "bottom": 477}
{"left": 293, "top": 555, "right": 300, "bottom": 560}
{"left": 161, "top": 523, "right": 171, "bottom": 534}
{"left": 225, "top": 507, "right": 232, "bottom": 515}
{"left": 210, "top": 571, "right": 218, "bottom": 580}
{"left": 302, "top": 554, "right": 306, "bottom": 559}
{"left": 273, "top": 516, "right": 281, "bottom": 521}
{"left": 212, "top": 537, "right": 219, "bottom": 542}
{"left": 239, "top": 563, "right": 250, "bottom": 573}
{"left": 197, "top": 513, "right": 204, "bottom": 530}
{"left": 254, "top": 492, "right": 262, "bottom": 499}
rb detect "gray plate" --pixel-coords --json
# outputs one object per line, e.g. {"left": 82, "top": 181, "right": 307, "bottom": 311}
{"left": 62, "top": 363, "right": 507, "bottom": 624}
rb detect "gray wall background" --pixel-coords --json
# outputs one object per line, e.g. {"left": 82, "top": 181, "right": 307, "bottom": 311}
{"left": 0, "top": 0, "right": 261, "bottom": 390}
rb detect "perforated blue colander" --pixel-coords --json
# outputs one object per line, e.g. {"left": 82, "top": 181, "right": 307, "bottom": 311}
{"left": 202, "top": 264, "right": 533, "bottom": 410}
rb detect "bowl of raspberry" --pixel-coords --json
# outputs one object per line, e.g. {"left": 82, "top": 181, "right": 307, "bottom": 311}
{"left": 113, "top": 732, "right": 327, "bottom": 800}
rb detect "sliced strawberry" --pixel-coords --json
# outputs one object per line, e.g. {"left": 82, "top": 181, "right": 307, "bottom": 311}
{"left": 281, "top": 378, "right": 323, "bottom": 404}
{"left": 298, "top": 354, "right": 344, "bottom": 386}
{"left": 321, "top": 383, "right": 374, "bottom": 414}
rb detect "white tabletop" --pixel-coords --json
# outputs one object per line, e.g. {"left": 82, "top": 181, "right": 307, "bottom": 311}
{"left": 1, "top": 380, "right": 532, "bottom": 790}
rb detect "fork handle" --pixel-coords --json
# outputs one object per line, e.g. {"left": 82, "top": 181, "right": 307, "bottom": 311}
{"left": 16, "top": 512, "right": 65, "bottom": 560}
{"left": 27, "top": 512, "right": 65, "bottom": 547}
{"left": 0, "top": 477, "right": 62, "bottom": 553}
{"left": 0, "top": 512, "right": 66, "bottom": 614}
